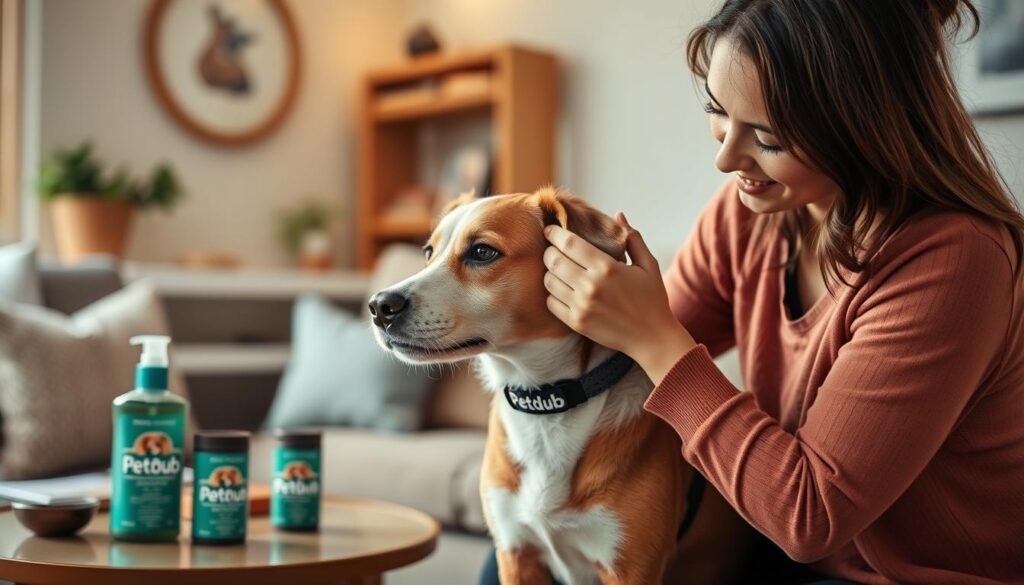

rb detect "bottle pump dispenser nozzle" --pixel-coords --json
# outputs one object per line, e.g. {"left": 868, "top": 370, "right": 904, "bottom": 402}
{"left": 131, "top": 335, "right": 171, "bottom": 391}
{"left": 131, "top": 335, "right": 170, "bottom": 367}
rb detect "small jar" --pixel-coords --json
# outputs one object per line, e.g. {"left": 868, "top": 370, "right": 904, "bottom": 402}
{"left": 271, "top": 429, "right": 322, "bottom": 532}
{"left": 192, "top": 431, "right": 250, "bottom": 545}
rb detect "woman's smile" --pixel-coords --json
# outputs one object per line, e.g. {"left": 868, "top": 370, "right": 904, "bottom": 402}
{"left": 736, "top": 174, "right": 777, "bottom": 196}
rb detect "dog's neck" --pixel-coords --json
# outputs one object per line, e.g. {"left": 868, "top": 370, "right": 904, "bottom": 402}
{"left": 474, "top": 334, "right": 617, "bottom": 393}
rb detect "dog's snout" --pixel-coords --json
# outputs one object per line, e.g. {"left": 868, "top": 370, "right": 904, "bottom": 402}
{"left": 368, "top": 290, "right": 409, "bottom": 326}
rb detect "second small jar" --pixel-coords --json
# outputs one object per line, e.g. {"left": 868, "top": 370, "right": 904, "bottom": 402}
{"left": 271, "top": 429, "right": 322, "bottom": 532}
{"left": 192, "top": 431, "right": 250, "bottom": 545}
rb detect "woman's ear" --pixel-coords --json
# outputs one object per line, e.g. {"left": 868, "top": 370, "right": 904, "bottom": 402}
{"left": 532, "top": 186, "right": 628, "bottom": 261}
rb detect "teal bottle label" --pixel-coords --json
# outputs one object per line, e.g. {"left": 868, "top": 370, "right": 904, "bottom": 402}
{"left": 192, "top": 451, "right": 248, "bottom": 542}
{"left": 110, "top": 414, "right": 184, "bottom": 534}
{"left": 271, "top": 448, "right": 321, "bottom": 530}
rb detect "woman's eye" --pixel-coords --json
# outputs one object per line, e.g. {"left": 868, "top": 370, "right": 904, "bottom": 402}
{"left": 754, "top": 135, "right": 784, "bottom": 155}
{"left": 703, "top": 101, "right": 725, "bottom": 116}
{"left": 422, "top": 245, "right": 433, "bottom": 261}
{"left": 467, "top": 244, "right": 500, "bottom": 264}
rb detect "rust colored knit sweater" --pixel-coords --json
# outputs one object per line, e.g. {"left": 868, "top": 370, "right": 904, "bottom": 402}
{"left": 643, "top": 181, "right": 1024, "bottom": 584}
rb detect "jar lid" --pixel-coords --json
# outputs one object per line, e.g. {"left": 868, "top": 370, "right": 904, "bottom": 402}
{"left": 274, "top": 428, "right": 322, "bottom": 449}
{"left": 195, "top": 431, "right": 250, "bottom": 452}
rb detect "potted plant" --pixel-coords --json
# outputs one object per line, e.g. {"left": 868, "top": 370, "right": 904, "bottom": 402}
{"left": 278, "top": 200, "right": 334, "bottom": 271}
{"left": 38, "top": 141, "right": 182, "bottom": 263}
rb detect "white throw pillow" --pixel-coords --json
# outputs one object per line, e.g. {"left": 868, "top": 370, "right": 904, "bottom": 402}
{"left": 264, "top": 294, "right": 434, "bottom": 433}
{"left": 0, "top": 281, "right": 190, "bottom": 479}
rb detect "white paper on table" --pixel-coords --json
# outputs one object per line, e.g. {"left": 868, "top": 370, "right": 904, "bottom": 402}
{"left": 0, "top": 467, "right": 194, "bottom": 506}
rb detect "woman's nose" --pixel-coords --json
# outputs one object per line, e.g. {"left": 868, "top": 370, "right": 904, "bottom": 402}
{"left": 714, "top": 125, "right": 751, "bottom": 174}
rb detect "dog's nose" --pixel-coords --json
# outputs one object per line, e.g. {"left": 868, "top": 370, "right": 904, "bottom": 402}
{"left": 368, "top": 291, "right": 409, "bottom": 326}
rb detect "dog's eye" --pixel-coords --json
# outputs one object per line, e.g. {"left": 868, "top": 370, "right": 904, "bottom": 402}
{"left": 422, "top": 245, "right": 433, "bottom": 261}
{"left": 467, "top": 244, "right": 500, "bottom": 264}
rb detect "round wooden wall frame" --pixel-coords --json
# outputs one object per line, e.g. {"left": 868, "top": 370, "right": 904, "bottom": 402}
{"left": 143, "top": 0, "right": 302, "bottom": 146}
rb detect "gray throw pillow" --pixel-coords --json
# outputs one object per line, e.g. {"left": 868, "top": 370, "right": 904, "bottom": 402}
{"left": 0, "top": 242, "right": 42, "bottom": 305}
{"left": 264, "top": 294, "right": 433, "bottom": 433}
{"left": 0, "top": 281, "right": 190, "bottom": 479}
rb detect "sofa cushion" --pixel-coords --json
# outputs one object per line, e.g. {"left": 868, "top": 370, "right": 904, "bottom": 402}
{"left": 0, "top": 280, "right": 190, "bottom": 479}
{"left": 0, "top": 242, "right": 42, "bottom": 305}
{"left": 38, "top": 255, "right": 123, "bottom": 315}
{"left": 264, "top": 294, "right": 434, "bottom": 432}
{"left": 250, "top": 427, "right": 488, "bottom": 533}
{"left": 425, "top": 365, "right": 491, "bottom": 430}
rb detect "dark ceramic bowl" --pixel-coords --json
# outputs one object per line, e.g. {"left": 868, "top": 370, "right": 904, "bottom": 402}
{"left": 12, "top": 498, "right": 99, "bottom": 538}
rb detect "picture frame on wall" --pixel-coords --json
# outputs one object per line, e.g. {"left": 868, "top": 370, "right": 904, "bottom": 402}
{"left": 957, "top": 0, "right": 1024, "bottom": 115}
{"left": 143, "top": 0, "right": 302, "bottom": 146}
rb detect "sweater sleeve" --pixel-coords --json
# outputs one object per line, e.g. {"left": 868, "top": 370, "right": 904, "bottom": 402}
{"left": 663, "top": 182, "right": 742, "bottom": 358}
{"left": 644, "top": 220, "right": 1014, "bottom": 562}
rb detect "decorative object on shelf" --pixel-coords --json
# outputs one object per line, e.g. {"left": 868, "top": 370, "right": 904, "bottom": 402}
{"left": 38, "top": 142, "right": 183, "bottom": 263}
{"left": 436, "top": 145, "right": 491, "bottom": 213}
{"left": 143, "top": 0, "right": 302, "bottom": 146}
{"left": 405, "top": 23, "right": 442, "bottom": 58}
{"left": 278, "top": 200, "right": 335, "bottom": 271}
{"left": 957, "top": 0, "right": 1024, "bottom": 114}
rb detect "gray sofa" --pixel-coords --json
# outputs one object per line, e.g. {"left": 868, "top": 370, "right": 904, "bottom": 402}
{"left": 38, "top": 259, "right": 495, "bottom": 585}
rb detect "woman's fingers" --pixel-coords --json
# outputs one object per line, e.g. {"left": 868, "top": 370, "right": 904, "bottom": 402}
{"left": 546, "top": 294, "right": 573, "bottom": 327}
{"left": 544, "top": 245, "right": 587, "bottom": 284}
{"left": 544, "top": 225, "right": 608, "bottom": 269}
{"left": 544, "top": 271, "right": 576, "bottom": 302}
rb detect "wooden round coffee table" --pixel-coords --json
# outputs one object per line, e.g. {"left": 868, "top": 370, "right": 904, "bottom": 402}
{"left": 0, "top": 497, "right": 439, "bottom": 585}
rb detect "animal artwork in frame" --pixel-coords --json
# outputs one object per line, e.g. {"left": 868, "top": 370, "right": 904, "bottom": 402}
{"left": 143, "top": 0, "right": 302, "bottom": 146}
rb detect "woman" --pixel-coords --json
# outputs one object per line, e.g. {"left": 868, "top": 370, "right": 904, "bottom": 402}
{"left": 535, "top": 0, "right": 1024, "bottom": 583}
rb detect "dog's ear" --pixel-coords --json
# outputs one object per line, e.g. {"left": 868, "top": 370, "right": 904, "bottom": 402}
{"left": 531, "top": 186, "right": 628, "bottom": 261}
{"left": 441, "top": 189, "right": 480, "bottom": 216}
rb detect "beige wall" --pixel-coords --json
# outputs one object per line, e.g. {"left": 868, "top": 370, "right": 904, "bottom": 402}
{"left": 36, "top": 0, "right": 1024, "bottom": 267}
{"left": 38, "top": 0, "right": 405, "bottom": 267}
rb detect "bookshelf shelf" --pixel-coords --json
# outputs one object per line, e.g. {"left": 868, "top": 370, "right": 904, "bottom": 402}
{"left": 357, "top": 45, "right": 559, "bottom": 269}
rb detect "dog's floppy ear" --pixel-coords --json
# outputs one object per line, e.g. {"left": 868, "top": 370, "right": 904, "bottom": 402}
{"left": 531, "top": 186, "right": 628, "bottom": 261}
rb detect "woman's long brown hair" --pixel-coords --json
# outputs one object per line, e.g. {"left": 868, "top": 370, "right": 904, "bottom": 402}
{"left": 688, "top": 0, "right": 1024, "bottom": 288}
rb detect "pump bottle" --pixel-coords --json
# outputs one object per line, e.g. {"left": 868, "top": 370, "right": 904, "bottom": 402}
{"left": 110, "top": 335, "right": 189, "bottom": 542}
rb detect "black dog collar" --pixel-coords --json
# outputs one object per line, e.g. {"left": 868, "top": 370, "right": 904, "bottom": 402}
{"left": 503, "top": 352, "right": 636, "bottom": 415}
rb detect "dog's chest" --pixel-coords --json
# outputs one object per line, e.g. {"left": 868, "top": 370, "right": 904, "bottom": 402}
{"left": 485, "top": 395, "right": 624, "bottom": 584}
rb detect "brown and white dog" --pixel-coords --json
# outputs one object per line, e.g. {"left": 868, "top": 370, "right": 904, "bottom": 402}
{"left": 370, "top": 187, "right": 750, "bottom": 584}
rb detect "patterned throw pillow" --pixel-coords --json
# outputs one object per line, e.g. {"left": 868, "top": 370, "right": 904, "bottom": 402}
{"left": 0, "top": 281, "right": 190, "bottom": 479}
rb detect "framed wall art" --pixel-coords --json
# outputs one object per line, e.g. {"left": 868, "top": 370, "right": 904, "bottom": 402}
{"left": 143, "top": 0, "right": 302, "bottom": 146}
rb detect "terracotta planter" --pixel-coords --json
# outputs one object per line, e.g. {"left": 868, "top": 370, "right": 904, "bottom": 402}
{"left": 49, "top": 196, "right": 135, "bottom": 263}
{"left": 298, "top": 229, "right": 333, "bottom": 271}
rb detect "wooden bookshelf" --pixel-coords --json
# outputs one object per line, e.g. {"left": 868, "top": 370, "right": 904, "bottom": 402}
{"left": 357, "top": 45, "right": 560, "bottom": 269}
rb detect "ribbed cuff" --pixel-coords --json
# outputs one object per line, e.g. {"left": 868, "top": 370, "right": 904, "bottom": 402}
{"left": 643, "top": 344, "right": 740, "bottom": 442}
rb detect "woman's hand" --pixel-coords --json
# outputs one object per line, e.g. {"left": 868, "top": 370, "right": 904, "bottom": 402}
{"left": 543, "top": 213, "right": 698, "bottom": 384}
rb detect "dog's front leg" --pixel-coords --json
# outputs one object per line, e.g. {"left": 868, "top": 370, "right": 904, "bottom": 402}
{"left": 497, "top": 545, "right": 553, "bottom": 585}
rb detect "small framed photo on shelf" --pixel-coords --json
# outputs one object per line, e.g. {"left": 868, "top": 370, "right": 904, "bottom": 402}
{"left": 957, "top": 0, "right": 1024, "bottom": 115}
